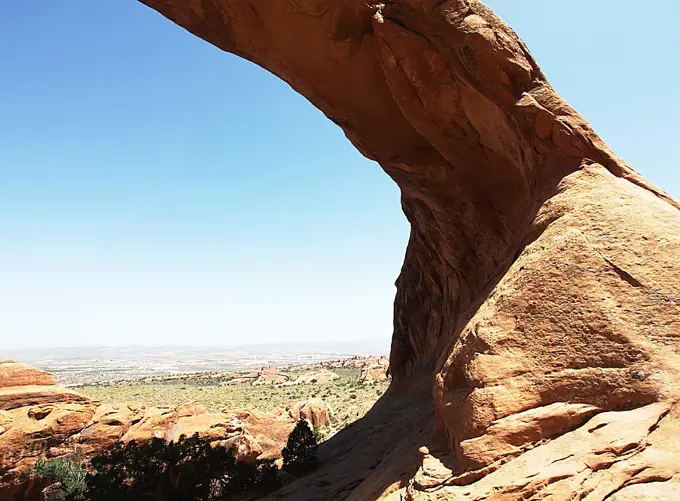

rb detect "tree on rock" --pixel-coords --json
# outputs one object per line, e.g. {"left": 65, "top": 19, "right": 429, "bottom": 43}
{"left": 85, "top": 433, "right": 278, "bottom": 501}
{"left": 282, "top": 420, "right": 318, "bottom": 476}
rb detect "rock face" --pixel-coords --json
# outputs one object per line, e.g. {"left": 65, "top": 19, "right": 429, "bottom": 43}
{"left": 287, "top": 399, "right": 332, "bottom": 428}
{"left": 356, "top": 356, "right": 390, "bottom": 383}
{"left": 0, "top": 362, "right": 57, "bottom": 388}
{"left": 137, "top": 1, "right": 680, "bottom": 499}
{"left": 0, "top": 362, "right": 323, "bottom": 500}
{"left": 357, "top": 365, "right": 388, "bottom": 383}
{"left": 0, "top": 362, "right": 89, "bottom": 411}
{"left": 0, "top": 362, "right": 98, "bottom": 501}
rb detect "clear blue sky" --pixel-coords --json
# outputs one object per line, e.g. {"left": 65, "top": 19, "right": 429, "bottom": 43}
{"left": 1, "top": 1, "right": 678, "bottom": 349}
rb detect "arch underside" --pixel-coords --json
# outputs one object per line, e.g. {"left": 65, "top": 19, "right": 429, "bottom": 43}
{"left": 138, "top": 1, "right": 680, "bottom": 499}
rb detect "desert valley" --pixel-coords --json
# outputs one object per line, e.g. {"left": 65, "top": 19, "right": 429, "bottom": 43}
{"left": 0, "top": 349, "right": 390, "bottom": 500}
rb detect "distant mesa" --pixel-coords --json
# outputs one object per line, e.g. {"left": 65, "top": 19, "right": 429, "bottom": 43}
{"left": 213, "top": 356, "right": 391, "bottom": 388}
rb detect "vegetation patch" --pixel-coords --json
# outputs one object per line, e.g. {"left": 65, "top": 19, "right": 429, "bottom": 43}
{"left": 78, "top": 366, "right": 389, "bottom": 434}
{"left": 34, "top": 422, "right": 319, "bottom": 501}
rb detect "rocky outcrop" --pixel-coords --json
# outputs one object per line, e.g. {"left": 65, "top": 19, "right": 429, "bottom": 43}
{"left": 0, "top": 362, "right": 89, "bottom": 411}
{"left": 281, "top": 369, "right": 340, "bottom": 386}
{"left": 356, "top": 356, "right": 390, "bottom": 383}
{"left": 327, "top": 356, "right": 390, "bottom": 370}
{"left": 287, "top": 399, "right": 332, "bottom": 429}
{"left": 221, "top": 366, "right": 290, "bottom": 386}
{"left": 137, "top": 1, "right": 680, "bottom": 499}
{"left": 357, "top": 365, "right": 388, "bottom": 383}
{"left": 0, "top": 362, "right": 327, "bottom": 500}
{"left": 225, "top": 408, "right": 303, "bottom": 460}
{"left": 0, "top": 362, "right": 58, "bottom": 388}
{"left": 252, "top": 366, "right": 289, "bottom": 385}
{"left": 0, "top": 363, "right": 97, "bottom": 501}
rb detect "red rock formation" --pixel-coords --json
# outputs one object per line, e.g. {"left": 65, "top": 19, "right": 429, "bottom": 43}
{"left": 225, "top": 408, "right": 304, "bottom": 460}
{"left": 0, "top": 362, "right": 326, "bottom": 500}
{"left": 287, "top": 399, "right": 332, "bottom": 428}
{"left": 357, "top": 365, "right": 388, "bottom": 383}
{"left": 252, "top": 366, "right": 289, "bottom": 385}
{"left": 0, "top": 362, "right": 88, "bottom": 411}
{"left": 0, "top": 363, "right": 97, "bottom": 501}
{"left": 0, "top": 362, "right": 57, "bottom": 388}
{"left": 356, "top": 355, "right": 390, "bottom": 383}
{"left": 137, "top": 1, "right": 680, "bottom": 499}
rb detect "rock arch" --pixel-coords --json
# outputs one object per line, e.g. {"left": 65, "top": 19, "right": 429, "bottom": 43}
{"left": 138, "top": 1, "right": 680, "bottom": 499}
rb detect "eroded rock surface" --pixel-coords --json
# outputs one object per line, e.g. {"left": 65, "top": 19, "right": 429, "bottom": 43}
{"left": 0, "top": 363, "right": 98, "bottom": 501}
{"left": 0, "top": 362, "right": 323, "bottom": 500}
{"left": 136, "top": 1, "right": 680, "bottom": 499}
{"left": 287, "top": 398, "right": 332, "bottom": 428}
{"left": 357, "top": 356, "right": 390, "bottom": 383}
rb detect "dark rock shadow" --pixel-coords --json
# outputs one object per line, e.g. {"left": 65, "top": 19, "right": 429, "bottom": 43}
{"left": 257, "top": 384, "right": 434, "bottom": 501}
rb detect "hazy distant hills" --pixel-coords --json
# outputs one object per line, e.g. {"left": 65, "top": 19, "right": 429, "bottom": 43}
{"left": 1, "top": 340, "right": 390, "bottom": 386}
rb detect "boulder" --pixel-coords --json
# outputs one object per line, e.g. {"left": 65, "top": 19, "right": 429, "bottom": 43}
{"left": 121, "top": 406, "right": 176, "bottom": 442}
{"left": 357, "top": 365, "right": 388, "bottom": 383}
{"left": 287, "top": 399, "right": 332, "bottom": 428}
{"left": 217, "top": 429, "right": 264, "bottom": 464}
{"left": 167, "top": 413, "right": 230, "bottom": 442}
{"left": 0, "top": 385, "right": 89, "bottom": 412}
{"left": 223, "top": 409, "right": 298, "bottom": 460}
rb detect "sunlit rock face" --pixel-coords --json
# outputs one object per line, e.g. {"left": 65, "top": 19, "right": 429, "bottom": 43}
{"left": 0, "top": 362, "right": 97, "bottom": 500}
{"left": 0, "top": 362, "right": 316, "bottom": 501}
{"left": 136, "top": 1, "right": 680, "bottom": 499}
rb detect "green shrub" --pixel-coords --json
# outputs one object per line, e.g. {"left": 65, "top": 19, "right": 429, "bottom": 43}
{"left": 33, "top": 458, "right": 87, "bottom": 500}
{"left": 34, "top": 419, "right": 328, "bottom": 500}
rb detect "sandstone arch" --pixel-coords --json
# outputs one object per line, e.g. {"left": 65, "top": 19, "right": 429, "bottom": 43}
{"left": 138, "top": 1, "right": 680, "bottom": 499}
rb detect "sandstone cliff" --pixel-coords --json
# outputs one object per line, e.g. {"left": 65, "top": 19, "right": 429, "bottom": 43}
{"left": 135, "top": 1, "right": 680, "bottom": 499}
